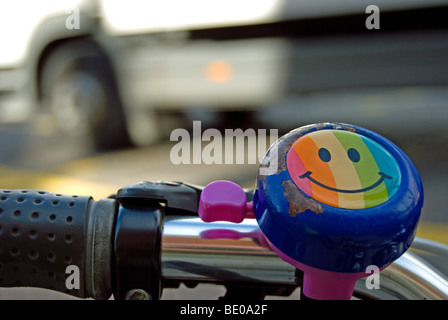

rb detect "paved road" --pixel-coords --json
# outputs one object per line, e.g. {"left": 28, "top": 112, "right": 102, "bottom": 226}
{"left": 0, "top": 119, "right": 260, "bottom": 196}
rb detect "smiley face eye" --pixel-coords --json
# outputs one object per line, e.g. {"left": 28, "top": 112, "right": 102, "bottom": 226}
{"left": 347, "top": 148, "right": 360, "bottom": 163}
{"left": 318, "top": 148, "right": 331, "bottom": 162}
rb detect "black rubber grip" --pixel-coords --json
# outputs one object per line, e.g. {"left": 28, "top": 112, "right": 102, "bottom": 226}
{"left": 0, "top": 189, "right": 116, "bottom": 299}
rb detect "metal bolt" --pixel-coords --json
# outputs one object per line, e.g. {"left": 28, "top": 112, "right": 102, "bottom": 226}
{"left": 124, "top": 289, "right": 152, "bottom": 300}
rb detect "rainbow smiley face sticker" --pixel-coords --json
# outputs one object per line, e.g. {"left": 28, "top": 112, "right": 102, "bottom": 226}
{"left": 287, "top": 129, "right": 401, "bottom": 209}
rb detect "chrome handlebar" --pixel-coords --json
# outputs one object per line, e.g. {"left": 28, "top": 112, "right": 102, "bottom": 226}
{"left": 162, "top": 216, "right": 448, "bottom": 300}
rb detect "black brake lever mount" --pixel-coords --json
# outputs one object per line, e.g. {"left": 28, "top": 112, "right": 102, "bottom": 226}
{"left": 116, "top": 181, "right": 203, "bottom": 215}
{"left": 112, "top": 181, "right": 205, "bottom": 300}
{"left": 113, "top": 181, "right": 258, "bottom": 300}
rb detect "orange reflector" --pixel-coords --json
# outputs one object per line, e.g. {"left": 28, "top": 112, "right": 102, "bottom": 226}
{"left": 205, "top": 60, "right": 233, "bottom": 83}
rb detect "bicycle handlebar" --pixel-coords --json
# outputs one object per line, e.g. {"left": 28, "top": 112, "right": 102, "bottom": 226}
{"left": 0, "top": 190, "right": 115, "bottom": 299}
{"left": 1, "top": 187, "right": 448, "bottom": 300}
{"left": 0, "top": 185, "right": 296, "bottom": 300}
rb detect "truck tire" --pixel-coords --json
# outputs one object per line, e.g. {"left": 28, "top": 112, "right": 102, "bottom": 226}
{"left": 39, "top": 39, "right": 131, "bottom": 151}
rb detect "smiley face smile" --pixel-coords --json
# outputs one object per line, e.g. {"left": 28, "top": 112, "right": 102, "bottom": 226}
{"left": 286, "top": 129, "right": 402, "bottom": 209}
{"left": 299, "top": 171, "right": 392, "bottom": 194}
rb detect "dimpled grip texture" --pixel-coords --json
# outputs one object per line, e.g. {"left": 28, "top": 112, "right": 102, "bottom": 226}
{"left": 0, "top": 190, "right": 92, "bottom": 298}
